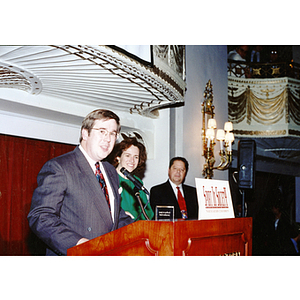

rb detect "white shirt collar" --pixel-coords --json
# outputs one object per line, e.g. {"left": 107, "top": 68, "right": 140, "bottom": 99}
{"left": 169, "top": 179, "right": 182, "bottom": 189}
{"left": 79, "top": 144, "right": 97, "bottom": 171}
{"left": 168, "top": 179, "right": 184, "bottom": 198}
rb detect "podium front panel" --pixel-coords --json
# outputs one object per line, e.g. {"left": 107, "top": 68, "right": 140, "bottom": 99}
{"left": 68, "top": 218, "right": 252, "bottom": 256}
{"left": 68, "top": 221, "right": 174, "bottom": 256}
{"left": 174, "top": 218, "right": 252, "bottom": 256}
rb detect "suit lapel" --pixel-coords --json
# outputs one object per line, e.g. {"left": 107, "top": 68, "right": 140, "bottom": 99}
{"left": 182, "top": 184, "right": 189, "bottom": 210}
{"left": 166, "top": 181, "right": 180, "bottom": 208}
{"left": 74, "top": 147, "right": 113, "bottom": 227}
{"left": 182, "top": 184, "right": 197, "bottom": 218}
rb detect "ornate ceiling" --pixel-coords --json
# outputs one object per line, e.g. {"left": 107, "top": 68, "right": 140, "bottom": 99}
{"left": 0, "top": 45, "right": 186, "bottom": 118}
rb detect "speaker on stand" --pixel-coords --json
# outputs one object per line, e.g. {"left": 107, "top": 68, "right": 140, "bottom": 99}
{"left": 238, "top": 139, "right": 256, "bottom": 217}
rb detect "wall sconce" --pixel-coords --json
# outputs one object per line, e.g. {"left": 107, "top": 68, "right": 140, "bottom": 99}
{"left": 201, "top": 80, "right": 234, "bottom": 179}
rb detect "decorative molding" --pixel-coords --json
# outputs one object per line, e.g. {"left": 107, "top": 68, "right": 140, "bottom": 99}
{"left": 152, "top": 45, "right": 186, "bottom": 93}
{"left": 0, "top": 61, "right": 42, "bottom": 95}
{"left": 52, "top": 45, "right": 185, "bottom": 118}
{"left": 0, "top": 45, "right": 186, "bottom": 119}
{"left": 233, "top": 129, "right": 287, "bottom": 136}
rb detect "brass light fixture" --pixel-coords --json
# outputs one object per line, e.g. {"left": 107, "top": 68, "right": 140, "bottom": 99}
{"left": 202, "top": 80, "right": 234, "bottom": 179}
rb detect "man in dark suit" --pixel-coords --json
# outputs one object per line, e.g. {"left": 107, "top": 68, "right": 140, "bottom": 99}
{"left": 28, "top": 109, "right": 133, "bottom": 255}
{"left": 150, "top": 157, "right": 198, "bottom": 220}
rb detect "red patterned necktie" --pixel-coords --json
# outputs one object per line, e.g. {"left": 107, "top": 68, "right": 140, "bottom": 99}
{"left": 95, "top": 162, "right": 110, "bottom": 211}
{"left": 176, "top": 186, "right": 188, "bottom": 219}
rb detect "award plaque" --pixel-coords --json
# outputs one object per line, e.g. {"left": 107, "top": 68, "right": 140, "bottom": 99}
{"left": 155, "top": 206, "right": 174, "bottom": 221}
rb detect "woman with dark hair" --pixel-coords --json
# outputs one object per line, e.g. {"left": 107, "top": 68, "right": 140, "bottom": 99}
{"left": 108, "top": 137, "right": 154, "bottom": 221}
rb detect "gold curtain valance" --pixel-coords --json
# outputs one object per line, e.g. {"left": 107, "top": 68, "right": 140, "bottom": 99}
{"left": 228, "top": 87, "right": 295, "bottom": 125}
{"left": 289, "top": 89, "right": 300, "bottom": 125}
{"left": 228, "top": 87, "right": 247, "bottom": 123}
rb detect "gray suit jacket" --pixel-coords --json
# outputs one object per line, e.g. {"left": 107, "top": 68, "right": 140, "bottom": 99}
{"left": 28, "top": 146, "right": 133, "bottom": 255}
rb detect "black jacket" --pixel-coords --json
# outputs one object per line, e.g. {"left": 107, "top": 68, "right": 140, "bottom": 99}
{"left": 150, "top": 180, "right": 199, "bottom": 220}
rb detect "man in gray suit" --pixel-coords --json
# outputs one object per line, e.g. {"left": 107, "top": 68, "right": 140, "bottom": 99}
{"left": 28, "top": 109, "right": 133, "bottom": 255}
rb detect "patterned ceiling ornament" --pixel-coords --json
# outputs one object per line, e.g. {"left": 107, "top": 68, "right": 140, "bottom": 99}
{"left": 252, "top": 68, "right": 261, "bottom": 76}
{"left": 54, "top": 45, "right": 186, "bottom": 118}
{"left": 272, "top": 67, "right": 281, "bottom": 75}
{"left": 0, "top": 61, "right": 42, "bottom": 95}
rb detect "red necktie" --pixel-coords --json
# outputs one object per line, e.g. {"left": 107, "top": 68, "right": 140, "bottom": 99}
{"left": 95, "top": 162, "right": 110, "bottom": 211}
{"left": 176, "top": 186, "right": 188, "bottom": 219}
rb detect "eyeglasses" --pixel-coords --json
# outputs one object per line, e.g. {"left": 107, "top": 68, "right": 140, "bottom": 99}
{"left": 91, "top": 128, "right": 119, "bottom": 139}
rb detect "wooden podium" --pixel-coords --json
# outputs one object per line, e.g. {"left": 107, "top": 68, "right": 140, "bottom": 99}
{"left": 67, "top": 218, "right": 252, "bottom": 256}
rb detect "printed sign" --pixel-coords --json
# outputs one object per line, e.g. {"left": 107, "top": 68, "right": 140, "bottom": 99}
{"left": 195, "top": 178, "right": 234, "bottom": 220}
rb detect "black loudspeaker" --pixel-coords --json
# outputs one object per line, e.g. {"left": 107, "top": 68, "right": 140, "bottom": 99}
{"left": 238, "top": 139, "right": 256, "bottom": 189}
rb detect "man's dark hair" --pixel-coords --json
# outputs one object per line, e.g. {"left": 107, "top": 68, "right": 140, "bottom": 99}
{"left": 169, "top": 157, "right": 189, "bottom": 173}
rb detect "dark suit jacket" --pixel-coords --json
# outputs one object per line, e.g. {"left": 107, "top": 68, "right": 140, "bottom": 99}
{"left": 150, "top": 180, "right": 199, "bottom": 220}
{"left": 28, "top": 146, "right": 133, "bottom": 255}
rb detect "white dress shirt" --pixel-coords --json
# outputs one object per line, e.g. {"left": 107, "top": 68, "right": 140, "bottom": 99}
{"left": 168, "top": 179, "right": 185, "bottom": 200}
{"left": 79, "top": 145, "right": 115, "bottom": 221}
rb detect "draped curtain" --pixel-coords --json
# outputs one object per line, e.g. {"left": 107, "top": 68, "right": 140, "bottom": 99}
{"left": 289, "top": 88, "right": 300, "bottom": 125}
{"left": 228, "top": 85, "right": 300, "bottom": 125}
{"left": 0, "top": 134, "right": 75, "bottom": 255}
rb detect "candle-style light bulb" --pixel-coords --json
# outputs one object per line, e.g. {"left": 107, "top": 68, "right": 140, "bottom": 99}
{"left": 216, "top": 129, "right": 225, "bottom": 151}
{"left": 206, "top": 128, "right": 215, "bottom": 149}
{"left": 225, "top": 132, "right": 234, "bottom": 151}
{"left": 224, "top": 121, "right": 233, "bottom": 132}
{"left": 208, "top": 118, "right": 217, "bottom": 129}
